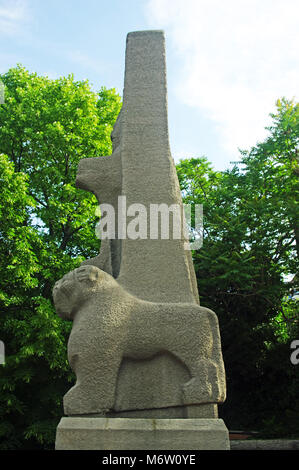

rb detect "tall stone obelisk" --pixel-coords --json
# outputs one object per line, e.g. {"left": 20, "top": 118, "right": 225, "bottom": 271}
{"left": 54, "top": 31, "right": 229, "bottom": 450}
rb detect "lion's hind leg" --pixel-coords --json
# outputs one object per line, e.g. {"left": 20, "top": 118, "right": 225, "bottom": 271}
{"left": 181, "top": 359, "right": 224, "bottom": 405}
{"left": 167, "top": 305, "right": 225, "bottom": 405}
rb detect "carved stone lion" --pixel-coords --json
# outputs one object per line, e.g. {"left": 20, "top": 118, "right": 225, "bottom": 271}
{"left": 53, "top": 265, "right": 226, "bottom": 415}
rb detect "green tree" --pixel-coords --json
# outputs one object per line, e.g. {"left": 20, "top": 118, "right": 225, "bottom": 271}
{"left": 0, "top": 66, "right": 121, "bottom": 449}
{"left": 177, "top": 98, "right": 299, "bottom": 435}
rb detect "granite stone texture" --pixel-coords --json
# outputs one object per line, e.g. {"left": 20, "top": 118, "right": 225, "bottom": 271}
{"left": 53, "top": 30, "right": 227, "bottom": 423}
{"left": 55, "top": 417, "right": 230, "bottom": 450}
{"left": 53, "top": 265, "right": 225, "bottom": 415}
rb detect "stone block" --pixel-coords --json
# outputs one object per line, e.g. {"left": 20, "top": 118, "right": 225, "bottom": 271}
{"left": 55, "top": 417, "right": 230, "bottom": 450}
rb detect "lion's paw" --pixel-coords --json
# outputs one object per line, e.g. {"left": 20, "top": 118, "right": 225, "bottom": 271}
{"left": 182, "top": 377, "right": 213, "bottom": 405}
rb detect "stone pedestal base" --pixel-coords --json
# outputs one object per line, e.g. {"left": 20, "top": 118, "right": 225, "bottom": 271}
{"left": 55, "top": 417, "right": 230, "bottom": 450}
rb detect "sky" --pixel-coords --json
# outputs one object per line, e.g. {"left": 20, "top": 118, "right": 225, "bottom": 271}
{"left": 0, "top": 0, "right": 298, "bottom": 170}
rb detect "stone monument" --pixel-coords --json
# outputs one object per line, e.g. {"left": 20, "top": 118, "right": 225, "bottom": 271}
{"left": 54, "top": 30, "right": 230, "bottom": 450}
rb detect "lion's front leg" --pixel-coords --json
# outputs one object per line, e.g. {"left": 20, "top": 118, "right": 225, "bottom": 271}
{"left": 64, "top": 317, "right": 126, "bottom": 415}
{"left": 64, "top": 348, "right": 123, "bottom": 415}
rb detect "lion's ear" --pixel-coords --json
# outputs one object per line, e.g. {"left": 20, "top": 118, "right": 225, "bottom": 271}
{"left": 75, "top": 266, "right": 102, "bottom": 285}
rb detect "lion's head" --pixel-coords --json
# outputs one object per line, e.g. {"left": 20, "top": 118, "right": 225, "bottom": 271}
{"left": 53, "top": 265, "right": 107, "bottom": 320}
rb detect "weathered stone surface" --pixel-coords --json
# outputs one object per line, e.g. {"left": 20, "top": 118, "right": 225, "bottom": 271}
{"left": 55, "top": 417, "right": 230, "bottom": 450}
{"left": 52, "top": 30, "right": 227, "bottom": 419}
{"left": 106, "top": 404, "right": 218, "bottom": 419}
{"left": 76, "top": 31, "right": 199, "bottom": 303}
{"left": 53, "top": 265, "right": 225, "bottom": 415}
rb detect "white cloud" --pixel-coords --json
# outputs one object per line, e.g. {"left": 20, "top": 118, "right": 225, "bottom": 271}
{"left": 145, "top": 0, "right": 299, "bottom": 155}
{"left": 67, "top": 50, "right": 106, "bottom": 76}
{"left": 0, "top": 0, "right": 29, "bottom": 36}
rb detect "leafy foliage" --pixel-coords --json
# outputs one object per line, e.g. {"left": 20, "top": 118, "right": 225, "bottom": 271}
{"left": 0, "top": 66, "right": 121, "bottom": 449}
